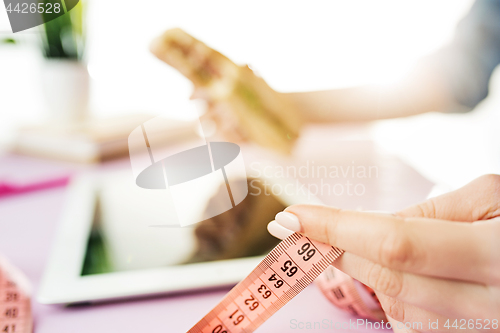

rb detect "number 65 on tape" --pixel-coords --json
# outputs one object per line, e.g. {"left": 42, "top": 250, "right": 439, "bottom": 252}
{"left": 187, "top": 233, "right": 344, "bottom": 333}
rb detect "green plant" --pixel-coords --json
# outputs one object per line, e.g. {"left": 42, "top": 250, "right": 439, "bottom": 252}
{"left": 41, "top": 0, "right": 85, "bottom": 60}
{"left": 1, "top": 38, "right": 17, "bottom": 44}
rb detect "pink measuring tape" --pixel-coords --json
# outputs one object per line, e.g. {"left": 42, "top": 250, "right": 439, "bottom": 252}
{"left": 0, "top": 256, "right": 32, "bottom": 333}
{"left": 315, "top": 266, "right": 386, "bottom": 321}
{"left": 187, "top": 233, "right": 385, "bottom": 332}
{"left": 187, "top": 233, "right": 342, "bottom": 332}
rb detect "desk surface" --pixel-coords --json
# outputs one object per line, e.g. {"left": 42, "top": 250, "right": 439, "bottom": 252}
{"left": 0, "top": 124, "right": 433, "bottom": 333}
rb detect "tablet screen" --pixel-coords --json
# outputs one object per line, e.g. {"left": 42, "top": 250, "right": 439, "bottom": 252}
{"left": 81, "top": 173, "right": 284, "bottom": 276}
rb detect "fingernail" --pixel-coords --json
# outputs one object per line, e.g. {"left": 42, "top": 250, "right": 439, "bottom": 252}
{"left": 275, "top": 211, "right": 301, "bottom": 232}
{"left": 267, "top": 221, "right": 294, "bottom": 240}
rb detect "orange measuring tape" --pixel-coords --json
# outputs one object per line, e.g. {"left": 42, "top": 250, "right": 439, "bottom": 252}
{"left": 187, "top": 233, "right": 386, "bottom": 333}
{"left": 187, "top": 233, "right": 343, "bottom": 333}
{"left": 315, "top": 266, "right": 386, "bottom": 321}
{"left": 0, "top": 256, "right": 32, "bottom": 333}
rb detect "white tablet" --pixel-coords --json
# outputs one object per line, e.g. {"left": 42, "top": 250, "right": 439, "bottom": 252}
{"left": 37, "top": 167, "right": 322, "bottom": 305}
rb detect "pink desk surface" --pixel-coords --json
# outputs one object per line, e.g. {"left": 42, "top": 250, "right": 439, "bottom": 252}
{"left": 0, "top": 124, "right": 433, "bottom": 332}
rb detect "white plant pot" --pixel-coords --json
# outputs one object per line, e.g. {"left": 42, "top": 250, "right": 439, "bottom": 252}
{"left": 41, "top": 60, "right": 89, "bottom": 123}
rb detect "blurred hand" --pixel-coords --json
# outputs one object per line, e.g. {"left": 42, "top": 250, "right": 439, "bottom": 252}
{"left": 150, "top": 28, "right": 302, "bottom": 153}
{"left": 269, "top": 175, "right": 500, "bottom": 332}
{"left": 191, "top": 66, "right": 300, "bottom": 146}
{"left": 193, "top": 86, "right": 247, "bottom": 144}
{"left": 192, "top": 63, "right": 303, "bottom": 154}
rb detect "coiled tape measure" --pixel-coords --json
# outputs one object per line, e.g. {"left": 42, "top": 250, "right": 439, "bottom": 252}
{"left": 315, "top": 266, "right": 386, "bottom": 321}
{"left": 187, "top": 233, "right": 384, "bottom": 333}
{"left": 0, "top": 256, "right": 32, "bottom": 333}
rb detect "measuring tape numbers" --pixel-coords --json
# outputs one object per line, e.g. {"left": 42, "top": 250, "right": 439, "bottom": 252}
{"left": 187, "top": 233, "right": 344, "bottom": 333}
{"left": 0, "top": 255, "right": 32, "bottom": 333}
{"left": 315, "top": 266, "right": 386, "bottom": 321}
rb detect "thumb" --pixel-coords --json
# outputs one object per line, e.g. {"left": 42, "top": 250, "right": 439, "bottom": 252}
{"left": 397, "top": 174, "right": 500, "bottom": 221}
{"left": 278, "top": 204, "right": 340, "bottom": 245}
{"left": 274, "top": 204, "right": 396, "bottom": 250}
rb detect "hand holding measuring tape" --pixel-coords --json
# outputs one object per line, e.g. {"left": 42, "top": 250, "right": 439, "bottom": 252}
{"left": 190, "top": 175, "right": 499, "bottom": 332}
{"left": 147, "top": 29, "right": 499, "bottom": 331}
{"left": 270, "top": 174, "right": 500, "bottom": 332}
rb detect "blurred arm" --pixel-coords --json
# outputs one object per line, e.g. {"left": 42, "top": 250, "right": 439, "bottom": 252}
{"left": 285, "top": 66, "right": 455, "bottom": 123}
{"left": 287, "top": 0, "right": 500, "bottom": 123}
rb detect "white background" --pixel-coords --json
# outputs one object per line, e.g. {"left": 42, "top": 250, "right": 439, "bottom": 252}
{"left": 1, "top": 0, "right": 472, "bottom": 126}
{"left": 5, "top": 0, "right": 499, "bottom": 189}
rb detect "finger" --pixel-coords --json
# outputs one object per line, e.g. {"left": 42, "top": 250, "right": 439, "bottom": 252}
{"left": 150, "top": 28, "right": 234, "bottom": 87}
{"left": 331, "top": 252, "right": 494, "bottom": 321}
{"left": 398, "top": 175, "right": 500, "bottom": 221}
{"left": 276, "top": 206, "right": 494, "bottom": 283}
{"left": 382, "top": 305, "right": 479, "bottom": 333}
{"left": 268, "top": 223, "right": 450, "bottom": 332}
{"left": 267, "top": 220, "right": 294, "bottom": 240}
{"left": 268, "top": 218, "right": 497, "bottom": 327}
